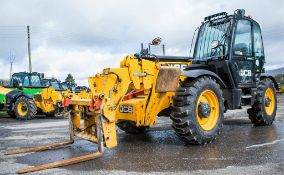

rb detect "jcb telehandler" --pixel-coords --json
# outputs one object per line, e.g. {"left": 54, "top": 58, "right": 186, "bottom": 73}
{"left": 6, "top": 9, "right": 278, "bottom": 174}
{"left": 0, "top": 72, "right": 68, "bottom": 120}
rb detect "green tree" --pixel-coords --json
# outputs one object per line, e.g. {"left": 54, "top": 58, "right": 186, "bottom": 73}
{"left": 65, "top": 73, "right": 76, "bottom": 87}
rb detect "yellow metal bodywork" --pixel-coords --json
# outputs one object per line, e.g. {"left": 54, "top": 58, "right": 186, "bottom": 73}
{"left": 69, "top": 55, "right": 191, "bottom": 149}
{"left": 34, "top": 87, "right": 63, "bottom": 113}
{"left": 34, "top": 87, "right": 89, "bottom": 116}
{"left": 281, "top": 86, "right": 284, "bottom": 92}
{"left": 0, "top": 86, "right": 12, "bottom": 94}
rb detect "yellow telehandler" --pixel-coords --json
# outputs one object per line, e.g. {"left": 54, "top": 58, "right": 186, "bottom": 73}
{"left": 4, "top": 72, "right": 70, "bottom": 119}
{"left": 6, "top": 9, "right": 278, "bottom": 174}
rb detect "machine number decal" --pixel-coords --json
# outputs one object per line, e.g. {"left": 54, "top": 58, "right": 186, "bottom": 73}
{"left": 239, "top": 69, "right": 252, "bottom": 77}
{"left": 120, "top": 106, "right": 133, "bottom": 113}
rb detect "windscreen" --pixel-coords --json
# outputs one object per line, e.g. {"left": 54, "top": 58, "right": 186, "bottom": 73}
{"left": 194, "top": 18, "right": 232, "bottom": 59}
{"left": 30, "top": 75, "right": 41, "bottom": 87}
{"left": 41, "top": 79, "right": 50, "bottom": 87}
{"left": 61, "top": 84, "right": 69, "bottom": 90}
{"left": 50, "top": 81, "right": 61, "bottom": 90}
{"left": 11, "top": 73, "right": 42, "bottom": 87}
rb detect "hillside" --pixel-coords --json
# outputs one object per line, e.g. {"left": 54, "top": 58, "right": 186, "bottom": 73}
{"left": 266, "top": 67, "right": 284, "bottom": 76}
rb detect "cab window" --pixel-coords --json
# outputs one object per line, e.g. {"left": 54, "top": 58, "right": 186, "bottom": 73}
{"left": 253, "top": 22, "right": 264, "bottom": 58}
{"left": 234, "top": 19, "right": 252, "bottom": 56}
{"left": 253, "top": 22, "right": 265, "bottom": 72}
{"left": 31, "top": 75, "right": 41, "bottom": 87}
{"left": 23, "top": 76, "right": 30, "bottom": 86}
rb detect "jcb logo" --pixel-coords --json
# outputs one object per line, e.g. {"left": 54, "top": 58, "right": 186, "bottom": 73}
{"left": 161, "top": 64, "right": 187, "bottom": 70}
{"left": 120, "top": 106, "right": 133, "bottom": 113}
{"left": 239, "top": 69, "right": 252, "bottom": 77}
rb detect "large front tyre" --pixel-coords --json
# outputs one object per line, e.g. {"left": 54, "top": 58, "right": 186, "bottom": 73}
{"left": 171, "top": 76, "right": 224, "bottom": 144}
{"left": 247, "top": 78, "right": 277, "bottom": 125}
{"left": 14, "top": 96, "right": 37, "bottom": 120}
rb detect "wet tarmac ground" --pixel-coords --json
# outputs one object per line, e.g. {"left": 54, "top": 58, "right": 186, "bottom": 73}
{"left": 1, "top": 94, "right": 284, "bottom": 175}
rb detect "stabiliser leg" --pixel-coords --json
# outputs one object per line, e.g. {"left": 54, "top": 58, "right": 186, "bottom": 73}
{"left": 5, "top": 113, "right": 104, "bottom": 174}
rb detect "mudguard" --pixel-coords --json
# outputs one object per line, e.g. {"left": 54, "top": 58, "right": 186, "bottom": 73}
{"left": 260, "top": 74, "right": 279, "bottom": 90}
{"left": 181, "top": 69, "right": 227, "bottom": 88}
{"left": 6, "top": 90, "right": 34, "bottom": 107}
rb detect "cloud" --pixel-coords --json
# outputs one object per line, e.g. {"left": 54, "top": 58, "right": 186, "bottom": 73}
{"left": 0, "top": 45, "right": 126, "bottom": 85}
{"left": 31, "top": 45, "right": 126, "bottom": 85}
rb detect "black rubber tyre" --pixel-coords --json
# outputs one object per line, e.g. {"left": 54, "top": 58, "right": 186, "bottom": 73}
{"left": 14, "top": 96, "right": 37, "bottom": 120}
{"left": 247, "top": 78, "right": 277, "bottom": 126}
{"left": 171, "top": 76, "right": 224, "bottom": 144}
{"left": 45, "top": 111, "right": 55, "bottom": 117}
{"left": 7, "top": 111, "right": 17, "bottom": 118}
{"left": 117, "top": 121, "right": 148, "bottom": 134}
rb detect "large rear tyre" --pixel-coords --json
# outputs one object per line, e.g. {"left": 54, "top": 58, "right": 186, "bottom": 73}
{"left": 117, "top": 121, "right": 148, "bottom": 134}
{"left": 171, "top": 76, "right": 224, "bottom": 144}
{"left": 14, "top": 96, "right": 37, "bottom": 120}
{"left": 247, "top": 78, "right": 277, "bottom": 125}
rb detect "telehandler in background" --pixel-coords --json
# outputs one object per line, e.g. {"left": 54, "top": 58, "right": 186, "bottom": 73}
{"left": 41, "top": 78, "right": 64, "bottom": 91}
{"left": 0, "top": 72, "right": 69, "bottom": 119}
{"left": 278, "top": 83, "right": 284, "bottom": 92}
{"left": 6, "top": 9, "right": 278, "bottom": 174}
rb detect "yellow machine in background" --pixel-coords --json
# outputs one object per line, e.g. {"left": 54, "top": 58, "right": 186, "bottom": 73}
{"left": 4, "top": 71, "right": 91, "bottom": 119}
{"left": 34, "top": 87, "right": 92, "bottom": 118}
{"left": 278, "top": 84, "right": 284, "bottom": 92}
{"left": 33, "top": 87, "right": 66, "bottom": 117}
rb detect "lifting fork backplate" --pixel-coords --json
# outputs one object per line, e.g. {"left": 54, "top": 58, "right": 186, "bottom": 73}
{"left": 5, "top": 112, "right": 104, "bottom": 174}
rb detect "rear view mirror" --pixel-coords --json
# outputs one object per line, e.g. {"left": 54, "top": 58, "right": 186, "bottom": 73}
{"left": 211, "top": 40, "right": 221, "bottom": 49}
{"left": 152, "top": 37, "right": 162, "bottom": 46}
{"left": 211, "top": 40, "right": 225, "bottom": 58}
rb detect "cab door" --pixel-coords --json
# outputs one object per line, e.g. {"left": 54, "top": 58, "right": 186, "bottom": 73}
{"left": 230, "top": 19, "right": 256, "bottom": 87}
{"left": 252, "top": 21, "right": 265, "bottom": 77}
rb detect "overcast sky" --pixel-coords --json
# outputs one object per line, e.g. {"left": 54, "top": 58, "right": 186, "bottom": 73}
{"left": 0, "top": 0, "right": 283, "bottom": 85}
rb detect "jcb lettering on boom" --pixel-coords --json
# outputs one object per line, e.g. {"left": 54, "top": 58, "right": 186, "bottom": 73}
{"left": 120, "top": 106, "right": 133, "bottom": 113}
{"left": 161, "top": 63, "right": 188, "bottom": 70}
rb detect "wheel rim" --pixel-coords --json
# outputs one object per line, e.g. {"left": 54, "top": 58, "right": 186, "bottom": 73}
{"left": 17, "top": 101, "right": 28, "bottom": 116}
{"left": 264, "top": 87, "right": 275, "bottom": 116}
{"left": 196, "top": 90, "right": 220, "bottom": 131}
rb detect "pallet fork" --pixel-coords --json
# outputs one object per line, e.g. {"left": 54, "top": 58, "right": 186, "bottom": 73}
{"left": 5, "top": 109, "right": 105, "bottom": 174}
